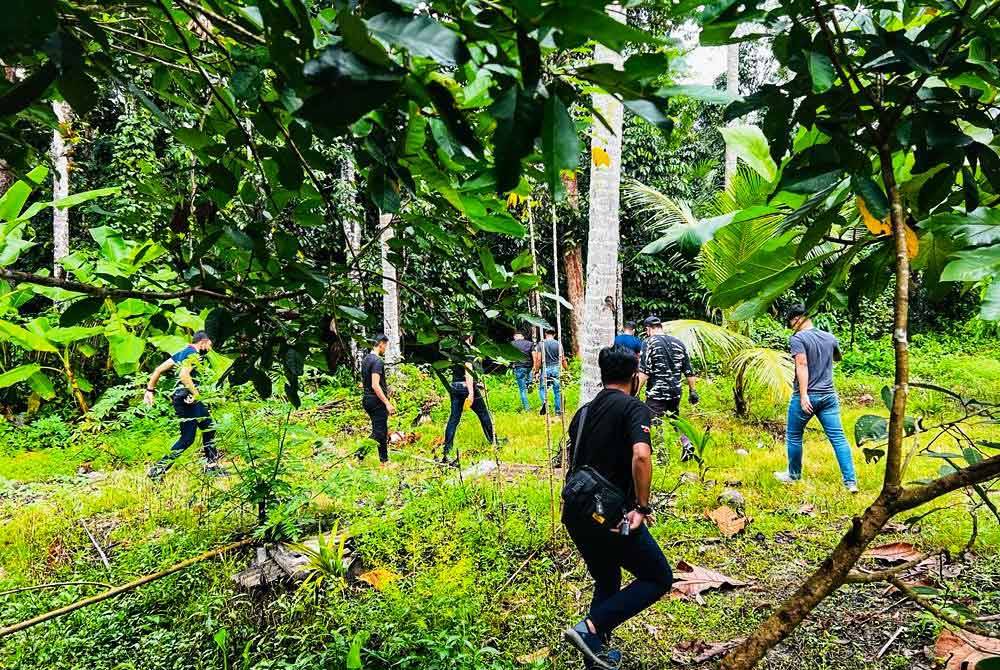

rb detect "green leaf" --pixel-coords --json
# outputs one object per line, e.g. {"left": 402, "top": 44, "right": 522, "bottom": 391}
{"left": 337, "top": 305, "right": 368, "bottom": 321}
{"left": 541, "top": 95, "right": 580, "bottom": 201}
{"left": 45, "top": 325, "right": 103, "bottom": 343}
{"left": 0, "top": 165, "right": 48, "bottom": 221}
{"left": 719, "top": 125, "right": 777, "bottom": 182}
{"left": 546, "top": 7, "right": 661, "bottom": 52}
{"left": 347, "top": 631, "right": 369, "bottom": 669}
{"left": 366, "top": 12, "right": 465, "bottom": 66}
{"left": 778, "top": 165, "right": 844, "bottom": 194}
{"left": 106, "top": 332, "right": 145, "bottom": 375}
{"left": 622, "top": 99, "right": 673, "bottom": 135}
{"left": 60, "top": 296, "right": 104, "bottom": 326}
{"left": 659, "top": 85, "right": 739, "bottom": 105}
{"left": 881, "top": 385, "right": 893, "bottom": 412}
{"left": 0, "top": 237, "right": 35, "bottom": 267}
{"left": 921, "top": 207, "right": 1000, "bottom": 248}
{"left": 981, "top": 281, "right": 1000, "bottom": 321}
{"left": 975, "top": 658, "right": 1000, "bottom": 670}
{"left": 851, "top": 174, "right": 889, "bottom": 220}
{"left": 28, "top": 371, "right": 55, "bottom": 400}
{"left": 0, "top": 319, "right": 56, "bottom": 352}
{"left": 807, "top": 52, "right": 835, "bottom": 92}
{"left": 940, "top": 244, "right": 1000, "bottom": 282}
{"left": 204, "top": 308, "right": 235, "bottom": 348}
{"left": 0, "top": 63, "right": 57, "bottom": 117}
{"left": 0, "top": 364, "right": 41, "bottom": 389}
{"left": 962, "top": 446, "right": 983, "bottom": 466}
{"left": 855, "top": 414, "right": 889, "bottom": 446}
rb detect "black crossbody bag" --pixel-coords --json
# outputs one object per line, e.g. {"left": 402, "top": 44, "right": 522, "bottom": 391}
{"left": 560, "top": 403, "right": 629, "bottom": 531}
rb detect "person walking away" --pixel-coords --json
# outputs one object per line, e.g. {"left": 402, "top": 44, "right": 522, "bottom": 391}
{"left": 637, "top": 317, "right": 699, "bottom": 459}
{"left": 442, "top": 336, "right": 495, "bottom": 465}
{"left": 534, "top": 326, "right": 568, "bottom": 415}
{"left": 613, "top": 321, "right": 642, "bottom": 358}
{"left": 511, "top": 329, "right": 534, "bottom": 411}
{"left": 561, "top": 345, "right": 672, "bottom": 669}
{"left": 144, "top": 331, "right": 219, "bottom": 479}
{"left": 775, "top": 304, "right": 859, "bottom": 493}
{"left": 361, "top": 335, "right": 394, "bottom": 466}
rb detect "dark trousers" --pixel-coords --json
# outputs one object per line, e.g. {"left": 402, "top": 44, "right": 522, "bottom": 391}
{"left": 565, "top": 519, "right": 672, "bottom": 636}
{"left": 362, "top": 396, "right": 389, "bottom": 463}
{"left": 645, "top": 397, "right": 680, "bottom": 419}
{"left": 443, "top": 382, "right": 495, "bottom": 457}
{"left": 154, "top": 396, "right": 217, "bottom": 473}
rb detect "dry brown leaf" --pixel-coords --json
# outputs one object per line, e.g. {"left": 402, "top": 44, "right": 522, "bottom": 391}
{"left": 933, "top": 629, "right": 1000, "bottom": 670}
{"left": 671, "top": 561, "right": 747, "bottom": 604}
{"left": 797, "top": 503, "right": 816, "bottom": 516}
{"left": 516, "top": 647, "right": 549, "bottom": 665}
{"left": 671, "top": 638, "right": 745, "bottom": 664}
{"left": 358, "top": 568, "right": 400, "bottom": 591}
{"left": 707, "top": 505, "right": 748, "bottom": 537}
{"left": 865, "top": 542, "right": 924, "bottom": 564}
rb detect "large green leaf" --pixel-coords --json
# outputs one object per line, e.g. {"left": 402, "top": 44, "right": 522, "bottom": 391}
{"left": 0, "top": 319, "right": 56, "bottom": 352}
{"left": 28, "top": 370, "right": 56, "bottom": 400}
{"left": 0, "top": 363, "right": 41, "bottom": 389}
{"left": 720, "top": 125, "right": 777, "bottom": 182}
{"left": 981, "top": 281, "right": 1000, "bottom": 320}
{"left": 855, "top": 414, "right": 889, "bottom": 446}
{"left": 807, "top": 52, "right": 835, "bottom": 93}
{"left": 0, "top": 165, "right": 48, "bottom": 221}
{"left": 709, "top": 229, "right": 800, "bottom": 307}
{"left": 52, "top": 187, "right": 120, "bottom": 210}
{"left": 699, "top": 207, "right": 784, "bottom": 290}
{"left": 851, "top": 174, "right": 889, "bottom": 220}
{"left": 623, "top": 181, "right": 729, "bottom": 255}
{"left": 662, "top": 319, "right": 752, "bottom": 362}
{"left": 658, "top": 85, "right": 740, "bottom": 105}
{"left": 940, "top": 244, "right": 1000, "bottom": 282}
{"left": 366, "top": 12, "right": 465, "bottom": 66}
{"left": 45, "top": 325, "right": 104, "bottom": 343}
{"left": 541, "top": 94, "right": 580, "bottom": 202}
{"left": 106, "top": 332, "right": 145, "bottom": 375}
{"left": 921, "top": 207, "right": 1000, "bottom": 248}
{"left": 546, "top": 7, "right": 661, "bottom": 51}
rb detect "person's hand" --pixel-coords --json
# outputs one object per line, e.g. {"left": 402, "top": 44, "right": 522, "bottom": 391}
{"left": 464, "top": 394, "right": 474, "bottom": 410}
{"left": 800, "top": 396, "right": 814, "bottom": 415}
{"left": 688, "top": 389, "right": 700, "bottom": 405}
{"left": 184, "top": 392, "right": 198, "bottom": 404}
{"left": 143, "top": 390, "right": 155, "bottom": 406}
{"left": 386, "top": 403, "right": 396, "bottom": 416}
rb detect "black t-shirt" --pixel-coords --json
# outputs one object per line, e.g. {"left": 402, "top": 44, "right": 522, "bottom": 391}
{"left": 567, "top": 388, "right": 653, "bottom": 500}
{"left": 361, "top": 352, "right": 387, "bottom": 398}
{"left": 511, "top": 338, "right": 533, "bottom": 368}
{"left": 451, "top": 363, "right": 468, "bottom": 384}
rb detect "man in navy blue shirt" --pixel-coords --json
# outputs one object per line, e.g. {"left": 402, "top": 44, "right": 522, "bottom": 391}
{"left": 613, "top": 321, "right": 642, "bottom": 358}
{"left": 144, "top": 331, "right": 218, "bottom": 479}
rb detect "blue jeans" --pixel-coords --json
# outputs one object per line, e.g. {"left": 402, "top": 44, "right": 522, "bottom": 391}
{"left": 538, "top": 365, "right": 562, "bottom": 414}
{"left": 513, "top": 366, "right": 531, "bottom": 410}
{"left": 154, "top": 395, "right": 217, "bottom": 474}
{"left": 564, "top": 520, "right": 673, "bottom": 635}
{"left": 786, "top": 392, "right": 857, "bottom": 485}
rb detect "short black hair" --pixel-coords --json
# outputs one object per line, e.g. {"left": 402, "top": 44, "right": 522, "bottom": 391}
{"left": 624, "top": 320, "right": 636, "bottom": 330}
{"left": 544, "top": 326, "right": 556, "bottom": 335}
{"left": 513, "top": 328, "right": 524, "bottom": 336}
{"left": 372, "top": 333, "right": 389, "bottom": 344}
{"left": 599, "top": 345, "right": 639, "bottom": 385}
{"left": 785, "top": 303, "right": 807, "bottom": 326}
{"left": 192, "top": 330, "right": 210, "bottom": 343}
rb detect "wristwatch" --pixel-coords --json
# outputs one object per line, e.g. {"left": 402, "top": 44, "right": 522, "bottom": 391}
{"left": 635, "top": 504, "right": 654, "bottom": 516}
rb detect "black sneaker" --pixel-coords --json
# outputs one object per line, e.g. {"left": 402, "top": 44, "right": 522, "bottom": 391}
{"left": 564, "top": 621, "right": 615, "bottom": 670}
{"left": 539, "top": 404, "right": 547, "bottom": 416}
{"left": 586, "top": 648, "right": 622, "bottom": 670}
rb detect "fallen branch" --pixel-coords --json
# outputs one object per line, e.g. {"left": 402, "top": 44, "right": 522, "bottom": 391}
{"left": 887, "top": 576, "right": 990, "bottom": 637}
{"left": 0, "top": 582, "right": 112, "bottom": 598}
{"left": 845, "top": 552, "right": 936, "bottom": 584}
{"left": 497, "top": 550, "right": 539, "bottom": 594}
{"left": 80, "top": 519, "right": 112, "bottom": 573}
{"left": 876, "top": 626, "right": 904, "bottom": 660}
{"left": 0, "top": 538, "right": 253, "bottom": 639}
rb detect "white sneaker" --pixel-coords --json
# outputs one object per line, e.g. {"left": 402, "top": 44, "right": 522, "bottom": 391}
{"left": 846, "top": 482, "right": 859, "bottom": 494}
{"left": 773, "top": 471, "right": 800, "bottom": 484}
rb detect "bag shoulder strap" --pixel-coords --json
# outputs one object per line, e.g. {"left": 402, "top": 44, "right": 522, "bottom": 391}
{"left": 569, "top": 403, "right": 590, "bottom": 473}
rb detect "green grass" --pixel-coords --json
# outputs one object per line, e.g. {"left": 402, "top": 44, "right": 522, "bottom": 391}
{"left": 1, "top": 351, "right": 998, "bottom": 670}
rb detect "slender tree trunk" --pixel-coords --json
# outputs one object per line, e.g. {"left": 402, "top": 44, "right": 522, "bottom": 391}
{"left": 721, "top": 145, "right": 915, "bottom": 670}
{"left": 724, "top": 43, "right": 740, "bottom": 186}
{"left": 580, "top": 3, "right": 625, "bottom": 403}
{"left": 380, "top": 213, "right": 401, "bottom": 366}
{"left": 51, "top": 101, "right": 73, "bottom": 279}
{"left": 341, "top": 159, "right": 363, "bottom": 368}
{"left": 563, "top": 245, "right": 585, "bottom": 358}
{"left": 616, "top": 261, "right": 624, "bottom": 330}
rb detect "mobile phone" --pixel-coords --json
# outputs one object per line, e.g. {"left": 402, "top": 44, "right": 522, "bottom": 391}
{"left": 618, "top": 517, "right": 630, "bottom": 536}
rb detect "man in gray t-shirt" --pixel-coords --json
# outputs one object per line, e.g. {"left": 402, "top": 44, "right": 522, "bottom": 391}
{"left": 533, "top": 327, "right": 567, "bottom": 415}
{"left": 775, "top": 304, "right": 858, "bottom": 492}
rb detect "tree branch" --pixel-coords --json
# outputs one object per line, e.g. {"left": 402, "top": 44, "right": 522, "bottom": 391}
{"left": 894, "top": 454, "right": 1000, "bottom": 511}
{"left": 811, "top": 1, "right": 881, "bottom": 112}
{"left": 887, "top": 576, "right": 991, "bottom": 637}
{"left": 845, "top": 552, "right": 936, "bottom": 583}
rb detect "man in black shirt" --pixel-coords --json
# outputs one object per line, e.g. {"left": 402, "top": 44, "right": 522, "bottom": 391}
{"left": 442, "top": 335, "right": 495, "bottom": 464}
{"left": 562, "top": 346, "right": 672, "bottom": 669}
{"left": 511, "top": 329, "right": 534, "bottom": 411}
{"left": 361, "top": 334, "right": 393, "bottom": 465}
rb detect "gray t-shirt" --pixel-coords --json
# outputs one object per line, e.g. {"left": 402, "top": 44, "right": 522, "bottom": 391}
{"left": 537, "top": 338, "right": 562, "bottom": 367}
{"left": 789, "top": 329, "right": 839, "bottom": 394}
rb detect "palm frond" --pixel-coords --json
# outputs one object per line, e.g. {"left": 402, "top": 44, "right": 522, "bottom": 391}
{"left": 730, "top": 347, "right": 794, "bottom": 405}
{"left": 623, "top": 179, "right": 720, "bottom": 255}
{"left": 661, "top": 319, "right": 753, "bottom": 363}
{"left": 704, "top": 165, "right": 770, "bottom": 216}
{"left": 698, "top": 214, "right": 784, "bottom": 290}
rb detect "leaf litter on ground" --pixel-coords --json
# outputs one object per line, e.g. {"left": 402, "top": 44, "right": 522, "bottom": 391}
{"left": 933, "top": 629, "right": 1000, "bottom": 670}
{"left": 864, "top": 542, "right": 924, "bottom": 564}
{"left": 671, "top": 561, "right": 747, "bottom": 604}
{"left": 707, "top": 505, "right": 749, "bottom": 538}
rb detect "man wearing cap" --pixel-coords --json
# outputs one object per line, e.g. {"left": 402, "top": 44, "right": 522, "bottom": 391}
{"left": 361, "top": 335, "right": 393, "bottom": 465}
{"left": 638, "top": 317, "right": 699, "bottom": 459}
{"left": 775, "top": 305, "right": 858, "bottom": 493}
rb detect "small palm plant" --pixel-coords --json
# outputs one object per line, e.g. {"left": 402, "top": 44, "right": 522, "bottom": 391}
{"left": 290, "top": 521, "right": 350, "bottom": 595}
{"left": 672, "top": 416, "right": 713, "bottom": 481}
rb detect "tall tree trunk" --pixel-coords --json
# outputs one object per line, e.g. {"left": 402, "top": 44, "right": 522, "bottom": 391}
{"left": 380, "top": 213, "right": 401, "bottom": 366}
{"left": 724, "top": 43, "right": 740, "bottom": 186}
{"left": 563, "top": 244, "right": 585, "bottom": 358}
{"left": 721, "top": 145, "right": 914, "bottom": 670}
{"left": 579, "top": 3, "right": 626, "bottom": 403}
{"left": 51, "top": 101, "right": 73, "bottom": 279}
{"left": 341, "top": 158, "right": 363, "bottom": 368}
